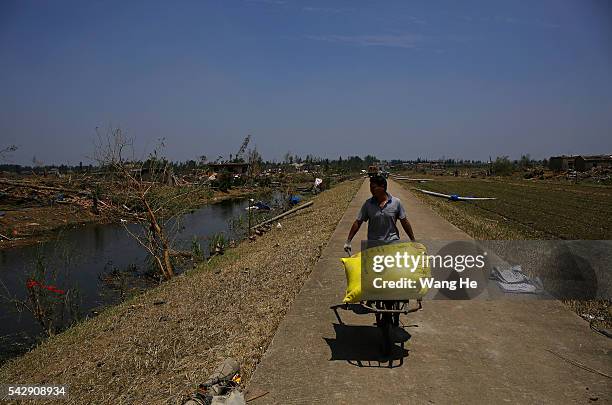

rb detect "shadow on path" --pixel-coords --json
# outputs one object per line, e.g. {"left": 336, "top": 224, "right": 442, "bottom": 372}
{"left": 324, "top": 323, "right": 409, "bottom": 368}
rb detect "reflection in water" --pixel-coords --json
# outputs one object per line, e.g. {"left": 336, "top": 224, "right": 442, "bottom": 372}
{"left": 0, "top": 192, "right": 283, "bottom": 363}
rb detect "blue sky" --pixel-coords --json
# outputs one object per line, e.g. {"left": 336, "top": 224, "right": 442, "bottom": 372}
{"left": 1, "top": 0, "right": 611, "bottom": 165}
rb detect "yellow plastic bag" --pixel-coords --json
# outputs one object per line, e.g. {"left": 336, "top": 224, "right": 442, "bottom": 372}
{"left": 341, "top": 242, "right": 430, "bottom": 303}
{"left": 341, "top": 252, "right": 362, "bottom": 303}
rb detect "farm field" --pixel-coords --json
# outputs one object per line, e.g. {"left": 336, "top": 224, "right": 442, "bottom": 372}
{"left": 398, "top": 175, "right": 612, "bottom": 328}
{"left": 399, "top": 176, "right": 612, "bottom": 240}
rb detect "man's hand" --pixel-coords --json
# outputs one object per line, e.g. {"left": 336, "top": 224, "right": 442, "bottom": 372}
{"left": 343, "top": 241, "right": 352, "bottom": 254}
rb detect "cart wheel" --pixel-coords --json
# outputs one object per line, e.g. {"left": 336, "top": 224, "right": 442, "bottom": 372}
{"left": 380, "top": 314, "right": 393, "bottom": 356}
{"left": 392, "top": 312, "right": 400, "bottom": 327}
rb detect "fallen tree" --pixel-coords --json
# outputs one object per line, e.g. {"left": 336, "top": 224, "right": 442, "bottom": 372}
{"left": 93, "top": 128, "right": 208, "bottom": 280}
{"left": 251, "top": 201, "right": 314, "bottom": 230}
{"left": 0, "top": 179, "right": 91, "bottom": 196}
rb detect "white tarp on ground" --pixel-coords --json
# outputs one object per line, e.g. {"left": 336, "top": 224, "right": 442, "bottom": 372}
{"left": 490, "top": 265, "right": 543, "bottom": 294}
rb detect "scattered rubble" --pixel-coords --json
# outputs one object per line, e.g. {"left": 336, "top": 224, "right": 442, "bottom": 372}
{"left": 0, "top": 179, "right": 361, "bottom": 404}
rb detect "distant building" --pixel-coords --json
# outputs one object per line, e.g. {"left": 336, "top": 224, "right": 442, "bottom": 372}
{"left": 549, "top": 156, "right": 576, "bottom": 171}
{"left": 207, "top": 162, "right": 249, "bottom": 175}
{"left": 549, "top": 154, "right": 612, "bottom": 172}
{"left": 415, "top": 162, "right": 445, "bottom": 173}
{"left": 48, "top": 168, "right": 61, "bottom": 177}
{"left": 575, "top": 155, "right": 612, "bottom": 172}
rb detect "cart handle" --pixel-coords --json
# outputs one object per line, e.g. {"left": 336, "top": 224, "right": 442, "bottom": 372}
{"left": 360, "top": 300, "right": 422, "bottom": 314}
{"left": 330, "top": 300, "right": 422, "bottom": 314}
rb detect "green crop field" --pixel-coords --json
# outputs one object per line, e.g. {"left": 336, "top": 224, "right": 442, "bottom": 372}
{"left": 399, "top": 176, "right": 612, "bottom": 328}
{"left": 399, "top": 177, "right": 612, "bottom": 240}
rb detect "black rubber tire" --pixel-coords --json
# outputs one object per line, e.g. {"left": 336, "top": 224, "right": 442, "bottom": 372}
{"left": 380, "top": 314, "right": 393, "bottom": 355}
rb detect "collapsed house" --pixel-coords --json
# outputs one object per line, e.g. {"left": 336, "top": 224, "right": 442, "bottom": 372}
{"left": 548, "top": 155, "right": 576, "bottom": 171}
{"left": 549, "top": 154, "right": 612, "bottom": 172}
{"left": 207, "top": 163, "right": 249, "bottom": 175}
{"left": 574, "top": 155, "right": 612, "bottom": 172}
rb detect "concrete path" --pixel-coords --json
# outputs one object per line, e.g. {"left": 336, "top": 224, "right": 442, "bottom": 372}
{"left": 248, "top": 179, "right": 611, "bottom": 404}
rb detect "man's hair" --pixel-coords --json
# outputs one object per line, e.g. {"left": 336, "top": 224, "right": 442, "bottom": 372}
{"left": 370, "top": 175, "right": 387, "bottom": 190}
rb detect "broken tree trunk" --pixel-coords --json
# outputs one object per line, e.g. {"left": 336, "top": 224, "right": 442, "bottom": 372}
{"left": 0, "top": 179, "right": 91, "bottom": 196}
{"left": 251, "top": 201, "right": 313, "bottom": 230}
{"left": 142, "top": 196, "right": 175, "bottom": 279}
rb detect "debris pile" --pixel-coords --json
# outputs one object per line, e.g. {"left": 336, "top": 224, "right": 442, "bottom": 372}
{"left": 489, "top": 264, "right": 543, "bottom": 294}
{"left": 416, "top": 188, "right": 497, "bottom": 201}
{"left": 0, "top": 178, "right": 115, "bottom": 215}
{"left": 183, "top": 358, "right": 246, "bottom": 405}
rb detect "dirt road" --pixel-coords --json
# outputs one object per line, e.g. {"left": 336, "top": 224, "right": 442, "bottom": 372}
{"left": 248, "top": 178, "right": 611, "bottom": 404}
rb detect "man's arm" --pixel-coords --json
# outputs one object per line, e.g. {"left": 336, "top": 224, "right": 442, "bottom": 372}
{"left": 344, "top": 220, "right": 363, "bottom": 252}
{"left": 345, "top": 202, "right": 368, "bottom": 252}
{"left": 399, "top": 217, "right": 415, "bottom": 241}
{"left": 347, "top": 220, "right": 363, "bottom": 243}
{"left": 396, "top": 200, "right": 414, "bottom": 241}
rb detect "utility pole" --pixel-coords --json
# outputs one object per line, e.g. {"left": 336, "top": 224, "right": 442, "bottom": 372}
{"left": 248, "top": 198, "right": 254, "bottom": 237}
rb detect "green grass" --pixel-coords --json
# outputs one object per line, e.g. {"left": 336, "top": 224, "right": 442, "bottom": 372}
{"left": 405, "top": 177, "right": 612, "bottom": 240}
{"left": 399, "top": 176, "right": 612, "bottom": 328}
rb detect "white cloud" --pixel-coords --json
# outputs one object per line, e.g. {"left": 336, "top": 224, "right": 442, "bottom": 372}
{"left": 245, "top": 0, "right": 287, "bottom": 5}
{"left": 462, "top": 15, "right": 560, "bottom": 29}
{"left": 302, "top": 6, "right": 345, "bottom": 14}
{"left": 305, "top": 33, "right": 426, "bottom": 49}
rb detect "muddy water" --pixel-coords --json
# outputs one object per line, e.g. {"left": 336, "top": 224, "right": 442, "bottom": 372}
{"left": 0, "top": 192, "right": 285, "bottom": 363}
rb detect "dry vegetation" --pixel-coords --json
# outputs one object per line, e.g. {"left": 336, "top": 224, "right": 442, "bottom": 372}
{"left": 0, "top": 175, "right": 260, "bottom": 250}
{"left": 402, "top": 176, "right": 612, "bottom": 240}
{"left": 0, "top": 179, "right": 361, "bottom": 405}
{"left": 398, "top": 176, "right": 612, "bottom": 329}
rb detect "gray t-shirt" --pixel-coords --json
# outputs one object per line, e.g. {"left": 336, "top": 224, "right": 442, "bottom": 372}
{"left": 357, "top": 193, "right": 406, "bottom": 241}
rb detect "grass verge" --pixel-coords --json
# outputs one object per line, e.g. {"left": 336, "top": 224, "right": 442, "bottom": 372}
{"left": 0, "top": 179, "right": 362, "bottom": 405}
